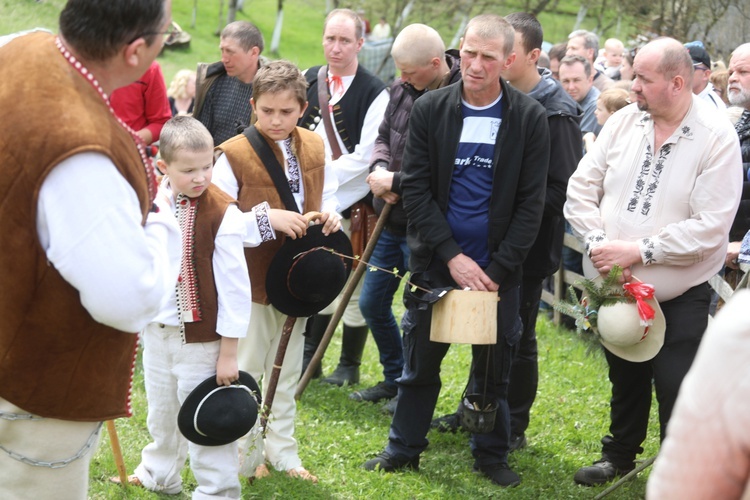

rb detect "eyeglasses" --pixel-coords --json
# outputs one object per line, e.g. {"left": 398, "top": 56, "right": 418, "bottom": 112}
{"left": 129, "top": 24, "right": 179, "bottom": 44}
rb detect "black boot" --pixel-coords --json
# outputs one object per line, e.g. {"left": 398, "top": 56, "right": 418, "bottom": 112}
{"left": 321, "top": 324, "right": 368, "bottom": 386}
{"left": 301, "top": 314, "right": 330, "bottom": 380}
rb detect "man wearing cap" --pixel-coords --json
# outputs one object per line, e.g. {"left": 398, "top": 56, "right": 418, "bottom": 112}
{"left": 564, "top": 37, "right": 742, "bottom": 486}
{"left": 686, "top": 41, "right": 726, "bottom": 110}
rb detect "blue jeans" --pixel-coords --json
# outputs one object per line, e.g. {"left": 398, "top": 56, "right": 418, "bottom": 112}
{"left": 358, "top": 228, "right": 410, "bottom": 386}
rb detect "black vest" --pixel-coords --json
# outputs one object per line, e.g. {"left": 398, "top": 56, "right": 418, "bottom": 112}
{"left": 299, "top": 64, "right": 385, "bottom": 153}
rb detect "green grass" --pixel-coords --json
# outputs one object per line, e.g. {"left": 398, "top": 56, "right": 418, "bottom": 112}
{"left": 88, "top": 312, "right": 659, "bottom": 499}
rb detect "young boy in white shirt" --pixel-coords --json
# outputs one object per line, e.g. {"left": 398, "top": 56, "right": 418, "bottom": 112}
{"left": 124, "top": 116, "right": 253, "bottom": 498}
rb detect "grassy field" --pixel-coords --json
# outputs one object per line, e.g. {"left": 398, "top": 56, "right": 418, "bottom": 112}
{"left": 89, "top": 313, "right": 659, "bottom": 499}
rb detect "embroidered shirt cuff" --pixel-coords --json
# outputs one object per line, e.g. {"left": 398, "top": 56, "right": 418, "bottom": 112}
{"left": 584, "top": 229, "right": 609, "bottom": 257}
{"left": 640, "top": 236, "right": 661, "bottom": 265}
{"left": 254, "top": 202, "right": 275, "bottom": 242}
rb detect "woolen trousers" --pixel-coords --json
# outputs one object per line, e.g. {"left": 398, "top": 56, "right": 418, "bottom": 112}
{"left": 136, "top": 323, "right": 241, "bottom": 499}
{"left": 237, "top": 303, "right": 307, "bottom": 473}
{"left": 0, "top": 397, "right": 101, "bottom": 500}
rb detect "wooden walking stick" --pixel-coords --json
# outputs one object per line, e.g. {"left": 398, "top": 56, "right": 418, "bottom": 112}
{"left": 106, "top": 420, "right": 128, "bottom": 487}
{"left": 259, "top": 315, "right": 298, "bottom": 433}
{"left": 296, "top": 203, "right": 393, "bottom": 400}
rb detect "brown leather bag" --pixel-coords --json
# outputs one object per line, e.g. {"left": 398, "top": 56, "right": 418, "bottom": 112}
{"left": 349, "top": 201, "right": 378, "bottom": 258}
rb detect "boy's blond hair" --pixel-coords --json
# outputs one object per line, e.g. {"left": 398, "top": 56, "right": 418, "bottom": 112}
{"left": 159, "top": 115, "right": 213, "bottom": 164}
{"left": 252, "top": 60, "right": 308, "bottom": 108}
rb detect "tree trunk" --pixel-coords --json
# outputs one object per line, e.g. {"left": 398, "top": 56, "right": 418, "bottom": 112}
{"left": 227, "top": 0, "right": 239, "bottom": 24}
{"left": 573, "top": 4, "right": 588, "bottom": 31}
{"left": 216, "top": 0, "right": 224, "bottom": 36}
{"left": 270, "top": 1, "right": 284, "bottom": 56}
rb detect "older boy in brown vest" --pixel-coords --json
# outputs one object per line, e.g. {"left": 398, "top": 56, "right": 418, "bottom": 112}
{"left": 213, "top": 60, "right": 341, "bottom": 483}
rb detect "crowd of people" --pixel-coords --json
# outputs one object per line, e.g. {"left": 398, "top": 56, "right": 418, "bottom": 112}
{"left": 2, "top": 0, "right": 750, "bottom": 498}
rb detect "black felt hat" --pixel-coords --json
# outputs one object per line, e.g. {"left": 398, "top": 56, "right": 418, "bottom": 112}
{"left": 266, "top": 225, "right": 353, "bottom": 317}
{"left": 177, "top": 371, "right": 261, "bottom": 446}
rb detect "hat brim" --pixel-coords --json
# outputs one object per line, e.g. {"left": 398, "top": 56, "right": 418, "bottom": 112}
{"left": 585, "top": 276, "right": 666, "bottom": 362}
{"left": 266, "top": 225, "right": 353, "bottom": 317}
{"left": 598, "top": 297, "right": 665, "bottom": 362}
{"left": 178, "top": 371, "right": 261, "bottom": 446}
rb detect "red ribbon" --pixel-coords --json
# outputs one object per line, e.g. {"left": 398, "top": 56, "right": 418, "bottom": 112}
{"left": 623, "top": 282, "right": 656, "bottom": 325}
{"left": 328, "top": 75, "right": 344, "bottom": 97}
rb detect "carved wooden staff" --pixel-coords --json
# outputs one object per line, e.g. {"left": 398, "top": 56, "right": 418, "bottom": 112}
{"left": 259, "top": 314, "right": 298, "bottom": 433}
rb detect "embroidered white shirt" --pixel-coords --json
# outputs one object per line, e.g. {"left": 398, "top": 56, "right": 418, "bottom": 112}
{"left": 151, "top": 178, "right": 251, "bottom": 339}
{"left": 305, "top": 67, "right": 389, "bottom": 211}
{"left": 564, "top": 96, "right": 743, "bottom": 301}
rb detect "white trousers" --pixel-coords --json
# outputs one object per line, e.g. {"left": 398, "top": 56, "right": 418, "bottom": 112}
{"left": 237, "top": 303, "right": 307, "bottom": 474}
{"left": 317, "top": 217, "right": 367, "bottom": 327}
{"left": 135, "top": 323, "right": 241, "bottom": 499}
{"left": 0, "top": 397, "right": 101, "bottom": 500}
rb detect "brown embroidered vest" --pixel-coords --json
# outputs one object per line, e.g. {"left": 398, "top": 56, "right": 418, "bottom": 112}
{"left": 216, "top": 124, "right": 325, "bottom": 304}
{"left": 177, "top": 184, "right": 238, "bottom": 343}
{"left": 0, "top": 33, "right": 154, "bottom": 421}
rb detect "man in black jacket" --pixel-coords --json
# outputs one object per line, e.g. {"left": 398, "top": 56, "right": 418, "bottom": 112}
{"left": 430, "top": 12, "right": 583, "bottom": 451}
{"left": 362, "top": 14, "right": 550, "bottom": 488}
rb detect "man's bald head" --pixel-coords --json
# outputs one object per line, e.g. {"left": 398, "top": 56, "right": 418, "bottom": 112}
{"left": 391, "top": 24, "right": 446, "bottom": 67}
{"left": 641, "top": 37, "right": 693, "bottom": 83}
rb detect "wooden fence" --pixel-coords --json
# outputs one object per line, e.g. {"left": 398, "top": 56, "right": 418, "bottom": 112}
{"left": 541, "top": 233, "right": 737, "bottom": 325}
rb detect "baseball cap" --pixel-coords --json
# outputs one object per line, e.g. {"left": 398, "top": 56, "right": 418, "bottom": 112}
{"left": 685, "top": 41, "right": 711, "bottom": 69}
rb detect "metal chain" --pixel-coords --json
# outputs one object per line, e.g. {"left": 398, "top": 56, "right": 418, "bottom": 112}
{"left": 0, "top": 411, "right": 44, "bottom": 421}
{"left": 0, "top": 420, "right": 102, "bottom": 469}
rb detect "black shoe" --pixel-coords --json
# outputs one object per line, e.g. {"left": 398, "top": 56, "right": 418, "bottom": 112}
{"left": 509, "top": 434, "right": 527, "bottom": 452}
{"left": 321, "top": 364, "right": 359, "bottom": 386}
{"left": 474, "top": 463, "right": 521, "bottom": 487}
{"left": 381, "top": 395, "right": 398, "bottom": 415}
{"left": 363, "top": 451, "right": 419, "bottom": 472}
{"left": 350, "top": 381, "right": 397, "bottom": 402}
{"left": 430, "top": 412, "right": 461, "bottom": 433}
{"left": 573, "top": 459, "right": 634, "bottom": 486}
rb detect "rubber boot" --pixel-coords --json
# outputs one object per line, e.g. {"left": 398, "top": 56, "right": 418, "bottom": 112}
{"left": 301, "top": 314, "right": 330, "bottom": 380}
{"left": 321, "top": 324, "right": 368, "bottom": 386}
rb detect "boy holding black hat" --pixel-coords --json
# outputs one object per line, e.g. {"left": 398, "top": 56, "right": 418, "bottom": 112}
{"left": 117, "top": 116, "right": 254, "bottom": 498}
{"left": 213, "top": 59, "right": 341, "bottom": 483}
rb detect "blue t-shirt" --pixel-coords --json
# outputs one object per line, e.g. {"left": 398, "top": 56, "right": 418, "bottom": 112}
{"left": 446, "top": 95, "right": 502, "bottom": 268}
